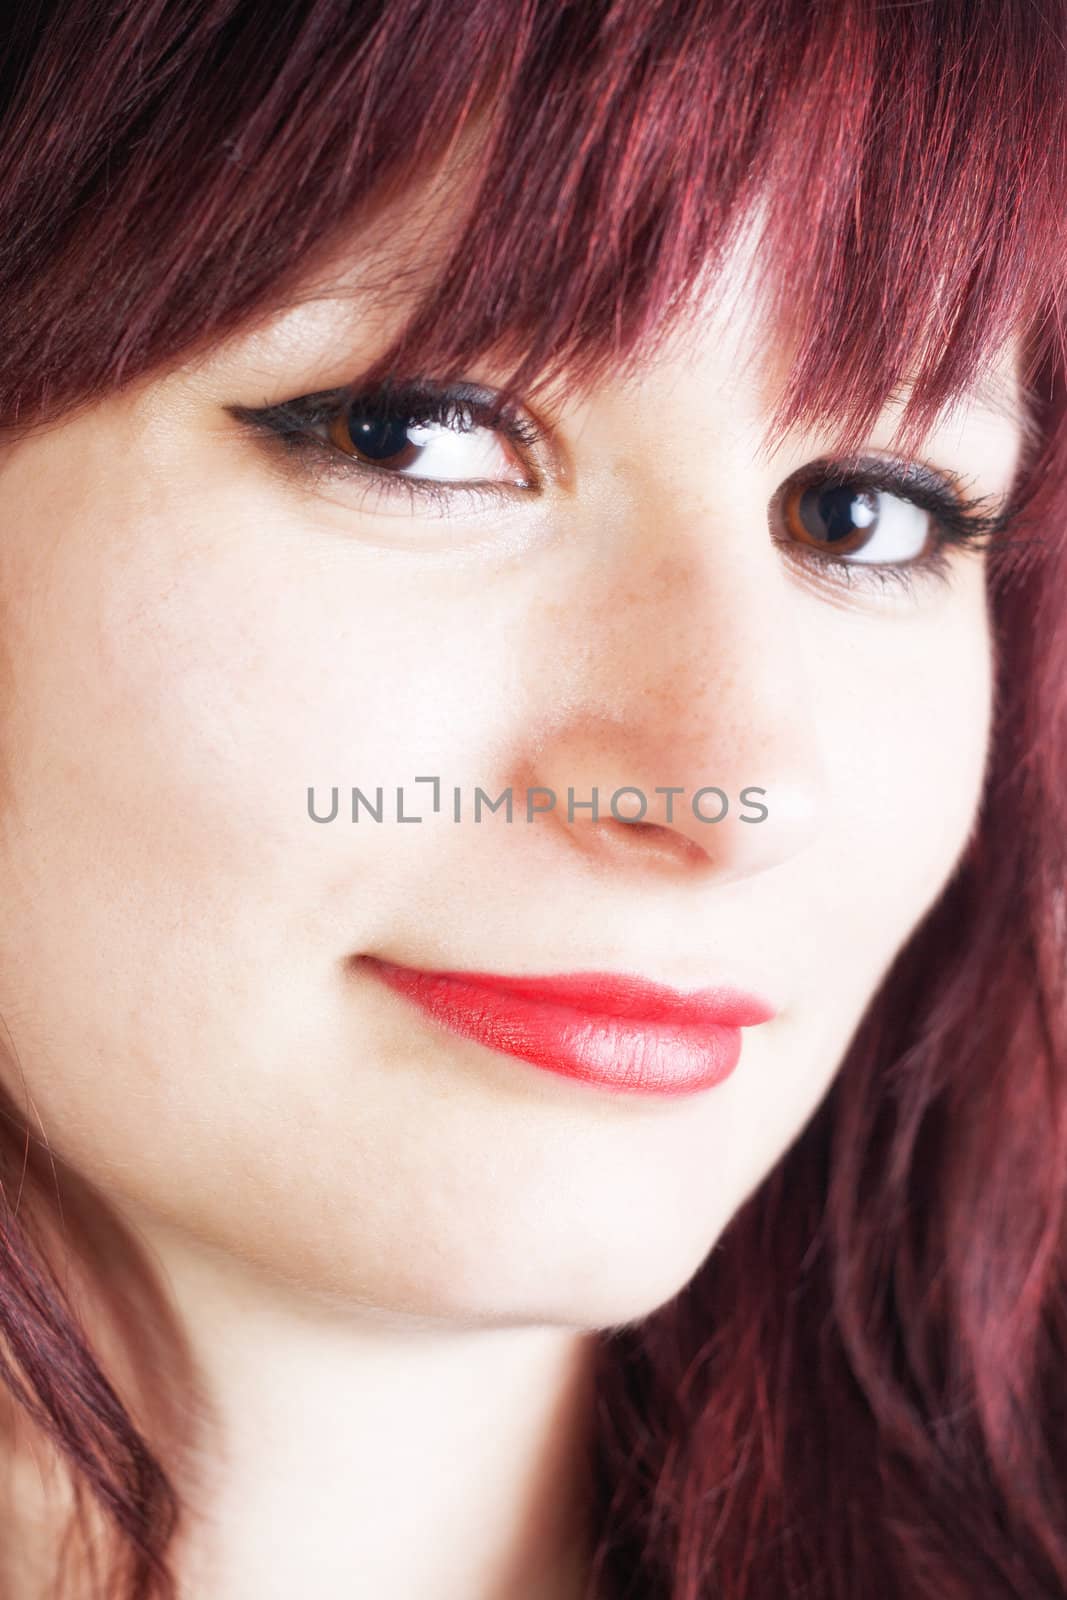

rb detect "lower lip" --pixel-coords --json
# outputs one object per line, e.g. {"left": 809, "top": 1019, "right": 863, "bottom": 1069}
{"left": 358, "top": 957, "right": 774, "bottom": 1098}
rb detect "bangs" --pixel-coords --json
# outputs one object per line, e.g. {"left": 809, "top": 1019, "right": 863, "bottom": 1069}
{"left": 2, "top": 0, "right": 1065, "bottom": 464}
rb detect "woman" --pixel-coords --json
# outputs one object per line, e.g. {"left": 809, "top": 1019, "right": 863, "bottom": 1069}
{"left": 0, "top": 1, "right": 1063, "bottom": 1595}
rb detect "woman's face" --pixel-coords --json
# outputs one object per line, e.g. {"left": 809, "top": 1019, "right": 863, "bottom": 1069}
{"left": 0, "top": 198, "right": 1026, "bottom": 1331}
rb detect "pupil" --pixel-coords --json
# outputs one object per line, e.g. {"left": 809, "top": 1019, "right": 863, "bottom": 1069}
{"left": 344, "top": 408, "right": 413, "bottom": 462}
{"left": 800, "top": 484, "right": 878, "bottom": 545}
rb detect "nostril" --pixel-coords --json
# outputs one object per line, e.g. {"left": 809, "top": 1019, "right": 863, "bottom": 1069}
{"left": 609, "top": 816, "right": 680, "bottom": 840}
{"left": 599, "top": 815, "right": 709, "bottom": 864}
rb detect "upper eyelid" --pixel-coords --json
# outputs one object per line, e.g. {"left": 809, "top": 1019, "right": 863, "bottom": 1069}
{"left": 791, "top": 451, "right": 969, "bottom": 502}
{"left": 226, "top": 390, "right": 541, "bottom": 519}
{"left": 228, "top": 383, "right": 555, "bottom": 493}
{"left": 235, "top": 387, "right": 516, "bottom": 439}
{"left": 779, "top": 451, "right": 1012, "bottom": 525}
{"left": 234, "top": 381, "right": 540, "bottom": 434}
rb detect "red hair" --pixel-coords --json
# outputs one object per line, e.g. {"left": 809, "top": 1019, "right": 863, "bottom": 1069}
{"left": 0, "top": 2, "right": 1065, "bottom": 1595}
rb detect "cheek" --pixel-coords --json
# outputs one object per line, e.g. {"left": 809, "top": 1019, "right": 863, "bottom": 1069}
{"left": 0, "top": 470, "right": 515, "bottom": 1301}
{"left": 0, "top": 462, "right": 524, "bottom": 1175}
{"left": 708, "top": 570, "right": 993, "bottom": 1220}
{"left": 827, "top": 585, "right": 993, "bottom": 930}
{"left": 786, "top": 577, "right": 992, "bottom": 1067}
{"left": 805, "top": 571, "right": 994, "bottom": 1020}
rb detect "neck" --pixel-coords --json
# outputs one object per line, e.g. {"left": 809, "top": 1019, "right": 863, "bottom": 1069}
{"left": 112, "top": 1210, "right": 600, "bottom": 1599}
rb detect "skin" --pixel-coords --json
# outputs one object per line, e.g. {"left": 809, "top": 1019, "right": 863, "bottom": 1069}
{"left": 0, "top": 161, "right": 1028, "bottom": 1596}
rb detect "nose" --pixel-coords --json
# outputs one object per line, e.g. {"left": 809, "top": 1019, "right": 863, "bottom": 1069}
{"left": 523, "top": 474, "right": 828, "bottom": 886}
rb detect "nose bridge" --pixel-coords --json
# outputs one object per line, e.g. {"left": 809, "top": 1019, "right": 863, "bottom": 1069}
{"left": 526, "top": 455, "right": 828, "bottom": 877}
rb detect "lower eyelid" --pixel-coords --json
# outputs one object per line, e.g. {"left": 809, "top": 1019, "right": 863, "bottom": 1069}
{"left": 774, "top": 529, "right": 962, "bottom": 603}
{"left": 280, "top": 429, "right": 528, "bottom": 519}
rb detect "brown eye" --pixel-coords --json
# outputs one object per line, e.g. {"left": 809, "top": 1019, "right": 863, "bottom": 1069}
{"left": 327, "top": 403, "right": 428, "bottom": 469}
{"left": 322, "top": 393, "right": 530, "bottom": 486}
{"left": 780, "top": 477, "right": 932, "bottom": 565}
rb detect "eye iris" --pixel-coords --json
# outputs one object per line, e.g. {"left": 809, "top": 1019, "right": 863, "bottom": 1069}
{"left": 797, "top": 483, "right": 879, "bottom": 548}
{"left": 344, "top": 407, "right": 417, "bottom": 463}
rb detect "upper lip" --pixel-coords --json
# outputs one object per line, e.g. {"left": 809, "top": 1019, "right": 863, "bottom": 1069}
{"left": 358, "top": 957, "right": 776, "bottom": 1028}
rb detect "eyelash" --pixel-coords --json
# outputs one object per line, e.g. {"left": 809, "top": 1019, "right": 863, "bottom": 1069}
{"left": 230, "top": 381, "right": 1018, "bottom": 597}
{"left": 769, "top": 454, "right": 1015, "bottom": 598}
{"left": 230, "top": 381, "right": 541, "bottom": 517}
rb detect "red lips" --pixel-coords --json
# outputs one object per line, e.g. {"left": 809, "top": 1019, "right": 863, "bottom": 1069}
{"left": 358, "top": 956, "right": 775, "bottom": 1098}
